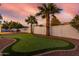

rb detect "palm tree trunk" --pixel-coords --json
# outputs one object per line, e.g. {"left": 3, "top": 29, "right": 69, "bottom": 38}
{"left": 9, "top": 23, "right": 12, "bottom": 31}
{"left": 30, "top": 24, "right": 33, "bottom": 34}
{"left": 0, "top": 24, "right": 2, "bottom": 32}
{"left": 46, "top": 13, "right": 50, "bottom": 36}
{"left": 9, "top": 26, "right": 11, "bottom": 31}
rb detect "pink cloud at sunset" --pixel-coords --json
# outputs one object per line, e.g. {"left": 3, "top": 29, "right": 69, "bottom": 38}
{"left": 0, "top": 3, "right": 79, "bottom": 25}
{"left": 57, "top": 3, "right": 79, "bottom": 15}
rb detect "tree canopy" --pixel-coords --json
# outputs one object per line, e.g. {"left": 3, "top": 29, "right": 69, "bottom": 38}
{"left": 51, "top": 15, "right": 61, "bottom": 26}
{"left": 2, "top": 21, "right": 24, "bottom": 29}
{"left": 70, "top": 15, "right": 79, "bottom": 31}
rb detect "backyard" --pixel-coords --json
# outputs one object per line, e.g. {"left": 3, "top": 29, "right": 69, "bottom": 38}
{"left": 0, "top": 3, "right": 79, "bottom": 56}
{"left": 0, "top": 33, "right": 74, "bottom": 56}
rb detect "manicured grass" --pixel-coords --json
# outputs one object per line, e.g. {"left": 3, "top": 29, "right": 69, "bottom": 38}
{"left": 0, "top": 33, "right": 74, "bottom": 56}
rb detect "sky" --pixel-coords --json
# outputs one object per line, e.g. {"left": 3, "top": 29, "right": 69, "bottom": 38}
{"left": 0, "top": 3, "right": 79, "bottom": 26}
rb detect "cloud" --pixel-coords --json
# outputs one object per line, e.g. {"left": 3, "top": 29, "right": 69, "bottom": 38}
{"left": 57, "top": 3, "right": 79, "bottom": 16}
{"left": 0, "top": 3, "right": 39, "bottom": 20}
{"left": 0, "top": 3, "right": 79, "bottom": 25}
{"left": 56, "top": 11, "right": 73, "bottom": 23}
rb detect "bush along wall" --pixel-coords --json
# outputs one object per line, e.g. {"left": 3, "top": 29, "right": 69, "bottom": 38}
{"left": 70, "top": 15, "right": 79, "bottom": 31}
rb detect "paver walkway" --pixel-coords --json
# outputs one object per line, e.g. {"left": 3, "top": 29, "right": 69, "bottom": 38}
{"left": 0, "top": 38, "right": 16, "bottom": 56}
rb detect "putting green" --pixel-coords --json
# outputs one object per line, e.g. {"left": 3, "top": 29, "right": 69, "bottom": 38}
{"left": 0, "top": 33, "right": 74, "bottom": 55}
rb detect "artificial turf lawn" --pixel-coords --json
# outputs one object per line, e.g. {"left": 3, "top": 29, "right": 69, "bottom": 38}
{"left": 0, "top": 33, "right": 74, "bottom": 56}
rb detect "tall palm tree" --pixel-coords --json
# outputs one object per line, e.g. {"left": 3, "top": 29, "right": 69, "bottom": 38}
{"left": 36, "top": 3, "right": 62, "bottom": 36}
{"left": 25, "top": 15, "right": 38, "bottom": 34}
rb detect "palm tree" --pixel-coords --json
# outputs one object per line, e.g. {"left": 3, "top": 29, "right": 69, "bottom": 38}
{"left": 25, "top": 15, "right": 38, "bottom": 34}
{"left": 36, "top": 3, "right": 62, "bottom": 36}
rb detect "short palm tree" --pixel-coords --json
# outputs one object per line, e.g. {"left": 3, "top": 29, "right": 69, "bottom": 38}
{"left": 25, "top": 15, "right": 38, "bottom": 34}
{"left": 36, "top": 3, "right": 62, "bottom": 36}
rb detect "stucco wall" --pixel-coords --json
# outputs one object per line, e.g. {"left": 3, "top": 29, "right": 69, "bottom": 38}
{"left": 34, "top": 26, "right": 46, "bottom": 35}
{"left": 34, "top": 25, "right": 79, "bottom": 39}
{"left": 50, "top": 25, "right": 79, "bottom": 39}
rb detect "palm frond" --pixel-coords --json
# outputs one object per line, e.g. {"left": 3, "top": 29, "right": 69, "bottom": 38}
{"left": 25, "top": 15, "right": 38, "bottom": 24}
{"left": 38, "top": 6, "right": 44, "bottom": 11}
{"left": 42, "top": 15, "right": 46, "bottom": 19}
{"left": 36, "top": 12, "right": 42, "bottom": 16}
{"left": 42, "top": 3, "right": 47, "bottom": 9}
{"left": 25, "top": 19, "right": 28, "bottom": 22}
